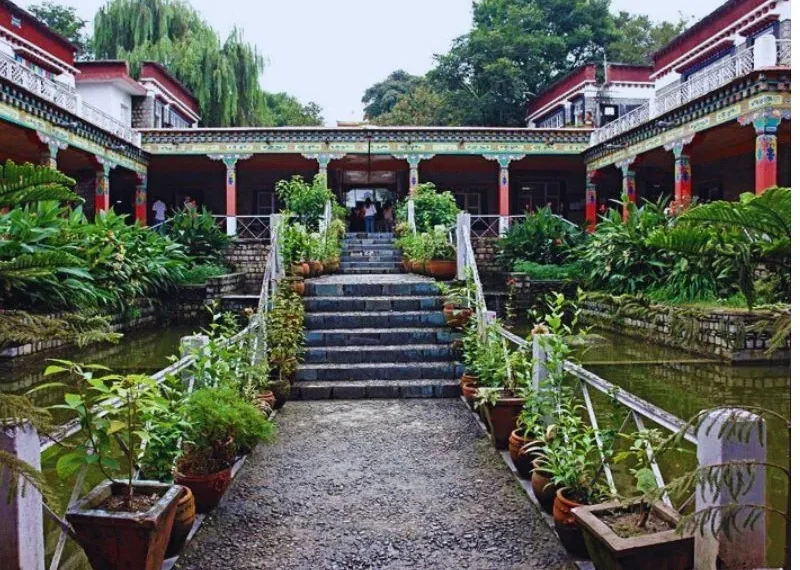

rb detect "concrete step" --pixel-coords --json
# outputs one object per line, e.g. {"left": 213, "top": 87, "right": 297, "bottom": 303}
{"left": 340, "top": 253, "right": 401, "bottom": 263}
{"left": 305, "top": 344, "right": 454, "bottom": 364}
{"left": 305, "top": 310, "right": 447, "bottom": 329}
{"left": 344, "top": 239, "right": 395, "bottom": 247}
{"left": 305, "top": 327, "right": 459, "bottom": 347}
{"left": 339, "top": 261, "right": 403, "bottom": 270}
{"left": 306, "top": 280, "right": 440, "bottom": 298}
{"left": 305, "top": 295, "right": 441, "bottom": 312}
{"left": 296, "top": 361, "right": 461, "bottom": 382}
{"left": 342, "top": 243, "right": 396, "bottom": 252}
{"left": 346, "top": 232, "right": 394, "bottom": 239}
{"left": 340, "top": 267, "right": 404, "bottom": 275}
{"left": 290, "top": 379, "right": 459, "bottom": 400}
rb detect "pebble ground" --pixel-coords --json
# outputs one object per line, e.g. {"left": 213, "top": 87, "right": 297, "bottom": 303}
{"left": 176, "top": 400, "right": 572, "bottom": 570}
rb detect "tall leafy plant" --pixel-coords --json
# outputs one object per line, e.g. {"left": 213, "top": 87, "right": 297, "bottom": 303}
{"left": 398, "top": 183, "right": 459, "bottom": 231}
{"left": 168, "top": 206, "right": 231, "bottom": 264}
{"left": 275, "top": 174, "right": 336, "bottom": 229}
{"left": 497, "top": 207, "right": 582, "bottom": 269}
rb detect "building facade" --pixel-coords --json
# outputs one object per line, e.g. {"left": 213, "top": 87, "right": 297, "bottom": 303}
{"left": 0, "top": 0, "right": 790, "bottom": 234}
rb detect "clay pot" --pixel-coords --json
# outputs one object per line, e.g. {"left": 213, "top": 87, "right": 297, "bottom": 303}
{"left": 301, "top": 262, "right": 310, "bottom": 276}
{"left": 461, "top": 381, "right": 478, "bottom": 402}
{"left": 312, "top": 260, "right": 324, "bottom": 275}
{"left": 508, "top": 430, "right": 540, "bottom": 479}
{"left": 287, "top": 277, "right": 305, "bottom": 296}
{"left": 483, "top": 395, "right": 524, "bottom": 449}
{"left": 256, "top": 391, "right": 277, "bottom": 412}
{"left": 165, "top": 486, "right": 196, "bottom": 558}
{"left": 460, "top": 372, "right": 479, "bottom": 386}
{"left": 401, "top": 257, "right": 410, "bottom": 272}
{"left": 531, "top": 458, "right": 557, "bottom": 514}
{"left": 291, "top": 264, "right": 304, "bottom": 277}
{"left": 174, "top": 467, "right": 233, "bottom": 514}
{"left": 410, "top": 260, "right": 423, "bottom": 274}
{"left": 425, "top": 259, "right": 457, "bottom": 280}
{"left": 268, "top": 379, "right": 291, "bottom": 410}
{"left": 66, "top": 480, "right": 182, "bottom": 570}
{"left": 554, "top": 488, "right": 589, "bottom": 557}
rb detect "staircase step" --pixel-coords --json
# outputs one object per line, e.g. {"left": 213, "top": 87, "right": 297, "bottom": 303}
{"left": 346, "top": 232, "right": 394, "bottom": 239}
{"left": 306, "top": 327, "right": 459, "bottom": 347}
{"left": 305, "top": 296, "right": 441, "bottom": 312}
{"left": 296, "top": 361, "right": 461, "bottom": 382}
{"left": 340, "top": 253, "right": 401, "bottom": 263}
{"left": 339, "top": 261, "right": 403, "bottom": 270}
{"left": 340, "top": 267, "right": 404, "bottom": 274}
{"left": 305, "top": 311, "right": 446, "bottom": 329}
{"left": 290, "top": 379, "right": 460, "bottom": 400}
{"left": 306, "top": 281, "right": 439, "bottom": 297}
{"left": 344, "top": 240, "right": 395, "bottom": 247}
{"left": 342, "top": 243, "right": 397, "bottom": 252}
{"left": 305, "top": 344, "right": 454, "bottom": 364}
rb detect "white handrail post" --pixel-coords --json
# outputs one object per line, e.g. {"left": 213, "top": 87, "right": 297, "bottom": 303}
{"left": 456, "top": 212, "right": 470, "bottom": 280}
{"left": 320, "top": 200, "right": 331, "bottom": 235}
{"left": 694, "top": 408, "right": 767, "bottom": 570}
{"left": 270, "top": 213, "right": 283, "bottom": 279}
{"left": 0, "top": 421, "right": 45, "bottom": 570}
{"left": 408, "top": 199, "right": 417, "bottom": 234}
{"left": 180, "top": 335, "right": 209, "bottom": 391}
{"left": 498, "top": 215, "right": 510, "bottom": 236}
{"left": 530, "top": 333, "right": 555, "bottom": 392}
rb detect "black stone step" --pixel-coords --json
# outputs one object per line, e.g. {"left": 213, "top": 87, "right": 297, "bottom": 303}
{"left": 290, "top": 379, "right": 460, "bottom": 400}
{"left": 306, "top": 281, "right": 439, "bottom": 297}
{"left": 305, "top": 344, "right": 454, "bottom": 364}
{"left": 340, "top": 253, "right": 401, "bottom": 263}
{"left": 305, "top": 327, "right": 458, "bottom": 347}
{"left": 305, "top": 296, "right": 441, "bottom": 312}
{"left": 296, "top": 361, "right": 461, "bottom": 382}
{"left": 304, "top": 310, "right": 446, "bottom": 329}
{"left": 345, "top": 232, "right": 394, "bottom": 239}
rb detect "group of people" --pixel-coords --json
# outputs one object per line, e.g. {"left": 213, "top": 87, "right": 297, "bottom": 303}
{"left": 350, "top": 198, "right": 394, "bottom": 233}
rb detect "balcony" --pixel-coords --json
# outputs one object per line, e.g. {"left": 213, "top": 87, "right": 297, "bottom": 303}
{"left": 590, "top": 37, "right": 790, "bottom": 147}
{"left": 0, "top": 52, "right": 141, "bottom": 147}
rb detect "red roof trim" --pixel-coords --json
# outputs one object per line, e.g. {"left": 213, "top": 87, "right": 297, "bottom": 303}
{"left": 737, "top": 13, "right": 779, "bottom": 36}
{"left": 0, "top": 0, "right": 77, "bottom": 53}
{"left": 140, "top": 61, "right": 200, "bottom": 113}
{"left": 526, "top": 65, "right": 596, "bottom": 117}
{"left": 607, "top": 64, "right": 654, "bottom": 83}
{"left": 674, "top": 40, "right": 735, "bottom": 73}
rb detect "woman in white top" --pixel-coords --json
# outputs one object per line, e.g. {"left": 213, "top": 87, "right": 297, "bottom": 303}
{"left": 363, "top": 198, "right": 377, "bottom": 233}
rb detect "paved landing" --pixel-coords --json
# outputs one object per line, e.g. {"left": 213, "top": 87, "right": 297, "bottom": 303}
{"left": 175, "top": 400, "right": 571, "bottom": 570}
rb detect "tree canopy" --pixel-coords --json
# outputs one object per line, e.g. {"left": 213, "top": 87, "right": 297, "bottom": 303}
{"left": 28, "top": 1, "right": 89, "bottom": 56}
{"left": 92, "top": 0, "right": 322, "bottom": 127}
{"left": 607, "top": 11, "right": 689, "bottom": 65}
{"left": 362, "top": 70, "right": 424, "bottom": 120}
{"left": 375, "top": 85, "right": 451, "bottom": 126}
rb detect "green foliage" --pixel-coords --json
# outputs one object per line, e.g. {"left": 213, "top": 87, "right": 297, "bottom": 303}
{"left": 498, "top": 207, "right": 583, "bottom": 268}
{"left": 0, "top": 311, "right": 120, "bottom": 348}
{"left": 266, "top": 281, "right": 305, "bottom": 382}
{"left": 167, "top": 206, "right": 230, "bottom": 264}
{"left": 276, "top": 174, "right": 336, "bottom": 228}
{"left": 138, "top": 375, "right": 190, "bottom": 481}
{"left": 397, "top": 183, "right": 459, "bottom": 231}
{"left": 362, "top": 70, "right": 425, "bottom": 120}
{"left": 425, "top": 228, "right": 456, "bottom": 261}
{"left": 179, "top": 262, "right": 230, "bottom": 285}
{"left": 374, "top": 85, "right": 452, "bottom": 126}
{"left": 280, "top": 222, "right": 313, "bottom": 268}
{"left": 606, "top": 11, "right": 688, "bottom": 65}
{"left": 512, "top": 261, "right": 578, "bottom": 280}
{"left": 28, "top": 1, "right": 90, "bottom": 55}
{"left": 0, "top": 160, "right": 79, "bottom": 209}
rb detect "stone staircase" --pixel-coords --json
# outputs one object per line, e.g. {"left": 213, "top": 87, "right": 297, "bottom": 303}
{"left": 291, "top": 232, "right": 461, "bottom": 400}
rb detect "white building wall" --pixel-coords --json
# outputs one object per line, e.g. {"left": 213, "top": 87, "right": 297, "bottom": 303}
{"left": 75, "top": 83, "right": 132, "bottom": 125}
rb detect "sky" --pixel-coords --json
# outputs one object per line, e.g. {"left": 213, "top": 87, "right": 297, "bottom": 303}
{"left": 64, "top": 0, "right": 722, "bottom": 125}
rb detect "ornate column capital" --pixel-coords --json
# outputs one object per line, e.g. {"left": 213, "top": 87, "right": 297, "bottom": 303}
{"left": 482, "top": 153, "right": 525, "bottom": 169}
{"left": 738, "top": 108, "right": 790, "bottom": 134}
{"left": 664, "top": 133, "right": 695, "bottom": 157}
{"left": 302, "top": 152, "right": 346, "bottom": 167}
{"left": 393, "top": 153, "right": 435, "bottom": 168}
{"left": 208, "top": 153, "right": 253, "bottom": 170}
{"left": 36, "top": 131, "right": 68, "bottom": 155}
{"left": 96, "top": 156, "right": 117, "bottom": 176}
{"left": 614, "top": 156, "right": 637, "bottom": 174}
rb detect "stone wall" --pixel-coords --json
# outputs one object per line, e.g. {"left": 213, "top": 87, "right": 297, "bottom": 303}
{"left": 506, "top": 274, "right": 578, "bottom": 315}
{"left": 580, "top": 297, "right": 790, "bottom": 363}
{"left": 471, "top": 237, "right": 504, "bottom": 288}
{"left": 224, "top": 239, "right": 270, "bottom": 292}
{"left": 171, "top": 272, "right": 248, "bottom": 320}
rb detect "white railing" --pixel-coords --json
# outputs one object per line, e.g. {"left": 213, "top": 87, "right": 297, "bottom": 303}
{"left": 319, "top": 200, "right": 332, "bottom": 235}
{"left": 40, "top": 215, "right": 283, "bottom": 569}
{"left": 213, "top": 215, "right": 273, "bottom": 239}
{"left": 0, "top": 52, "right": 140, "bottom": 147}
{"left": 777, "top": 39, "right": 791, "bottom": 66}
{"left": 469, "top": 214, "right": 577, "bottom": 239}
{"left": 591, "top": 45, "right": 760, "bottom": 145}
{"left": 407, "top": 199, "right": 417, "bottom": 234}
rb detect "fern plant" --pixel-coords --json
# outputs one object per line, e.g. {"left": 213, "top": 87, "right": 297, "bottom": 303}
{"left": 0, "top": 160, "right": 80, "bottom": 208}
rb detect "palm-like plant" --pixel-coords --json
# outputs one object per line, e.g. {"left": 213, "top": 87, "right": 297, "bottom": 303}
{"left": 0, "top": 160, "right": 79, "bottom": 208}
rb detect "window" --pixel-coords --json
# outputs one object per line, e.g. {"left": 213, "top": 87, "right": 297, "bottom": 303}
{"left": 153, "top": 100, "right": 164, "bottom": 128}
{"left": 120, "top": 103, "right": 131, "bottom": 125}
{"left": 453, "top": 191, "right": 482, "bottom": 214}
{"left": 11, "top": 16, "right": 22, "bottom": 28}
{"left": 516, "top": 181, "right": 561, "bottom": 214}
{"left": 256, "top": 192, "right": 276, "bottom": 215}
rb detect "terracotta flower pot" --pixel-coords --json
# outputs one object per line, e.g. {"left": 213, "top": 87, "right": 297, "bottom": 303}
{"left": 66, "top": 480, "right": 182, "bottom": 570}
{"left": 312, "top": 260, "right": 324, "bottom": 275}
{"left": 425, "top": 259, "right": 457, "bottom": 280}
{"left": 256, "top": 391, "right": 277, "bottom": 415}
{"left": 508, "top": 430, "right": 540, "bottom": 479}
{"left": 287, "top": 277, "right": 305, "bottom": 296}
{"left": 291, "top": 264, "right": 304, "bottom": 277}
{"left": 269, "top": 379, "right": 291, "bottom": 410}
{"left": 573, "top": 501, "right": 694, "bottom": 570}
{"left": 174, "top": 467, "right": 233, "bottom": 514}
{"left": 301, "top": 262, "right": 310, "bottom": 276}
{"left": 461, "top": 381, "right": 478, "bottom": 402}
{"left": 483, "top": 395, "right": 524, "bottom": 449}
{"left": 165, "top": 486, "right": 196, "bottom": 558}
{"left": 401, "top": 257, "right": 410, "bottom": 272}
{"left": 460, "top": 373, "right": 479, "bottom": 387}
{"left": 554, "top": 488, "right": 590, "bottom": 557}
{"left": 531, "top": 459, "right": 557, "bottom": 514}
{"left": 410, "top": 260, "right": 423, "bottom": 274}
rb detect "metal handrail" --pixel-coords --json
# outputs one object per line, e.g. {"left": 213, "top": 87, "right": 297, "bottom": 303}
{"left": 591, "top": 45, "right": 759, "bottom": 145}
{"left": 776, "top": 39, "right": 791, "bottom": 66}
{"left": 212, "top": 215, "right": 273, "bottom": 239}
{"left": 407, "top": 199, "right": 417, "bottom": 235}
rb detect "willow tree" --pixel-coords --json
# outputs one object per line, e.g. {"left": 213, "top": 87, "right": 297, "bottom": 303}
{"left": 92, "top": 0, "right": 318, "bottom": 127}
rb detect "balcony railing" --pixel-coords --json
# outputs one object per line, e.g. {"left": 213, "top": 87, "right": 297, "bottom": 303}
{"left": 777, "top": 39, "right": 791, "bottom": 66}
{"left": 591, "top": 43, "right": 770, "bottom": 146}
{"left": 0, "top": 52, "right": 141, "bottom": 147}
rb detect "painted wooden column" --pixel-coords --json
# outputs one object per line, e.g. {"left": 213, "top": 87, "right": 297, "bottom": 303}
{"left": 303, "top": 153, "right": 345, "bottom": 187}
{"left": 738, "top": 109, "right": 787, "bottom": 194}
{"left": 393, "top": 154, "right": 434, "bottom": 196}
{"left": 36, "top": 132, "right": 67, "bottom": 170}
{"left": 615, "top": 157, "right": 637, "bottom": 222}
{"left": 134, "top": 173, "right": 147, "bottom": 225}
{"left": 94, "top": 158, "right": 116, "bottom": 214}
{"left": 484, "top": 154, "right": 524, "bottom": 233}
{"left": 664, "top": 135, "right": 695, "bottom": 212}
{"left": 209, "top": 153, "right": 252, "bottom": 236}
{"left": 585, "top": 170, "right": 599, "bottom": 232}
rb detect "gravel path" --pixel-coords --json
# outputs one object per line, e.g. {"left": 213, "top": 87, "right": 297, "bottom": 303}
{"left": 176, "top": 400, "right": 572, "bottom": 570}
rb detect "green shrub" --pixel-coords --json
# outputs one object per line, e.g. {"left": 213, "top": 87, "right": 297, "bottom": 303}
{"left": 512, "top": 261, "right": 578, "bottom": 280}
{"left": 497, "top": 207, "right": 582, "bottom": 269}
{"left": 168, "top": 206, "right": 230, "bottom": 263}
{"left": 275, "top": 174, "right": 336, "bottom": 229}
{"left": 180, "top": 263, "right": 230, "bottom": 285}
{"left": 398, "top": 183, "right": 459, "bottom": 231}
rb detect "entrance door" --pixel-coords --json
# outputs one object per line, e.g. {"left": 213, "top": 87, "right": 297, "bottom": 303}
{"left": 344, "top": 188, "right": 396, "bottom": 232}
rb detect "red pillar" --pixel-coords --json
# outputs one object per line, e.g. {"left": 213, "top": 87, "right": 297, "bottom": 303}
{"left": 621, "top": 164, "right": 636, "bottom": 222}
{"left": 95, "top": 163, "right": 111, "bottom": 214}
{"left": 134, "top": 174, "right": 147, "bottom": 225}
{"left": 498, "top": 164, "right": 510, "bottom": 217}
{"left": 585, "top": 171, "right": 598, "bottom": 232}
{"left": 674, "top": 151, "right": 692, "bottom": 210}
{"left": 755, "top": 133, "right": 778, "bottom": 194}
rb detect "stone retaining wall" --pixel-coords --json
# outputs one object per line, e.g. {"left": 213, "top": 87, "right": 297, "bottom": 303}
{"left": 580, "top": 297, "right": 790, "bottom": 363}
{"left": 506, "top": 274, "right": 578, "bottom": 315}
{"left": 224, "top": 239, "right": 270, "bottom": 292}
{"left": 172, "top": 273, "right": 248, "bottom": 320}
{"left": 471, "top": 237, "right": 503, "bottom": 286}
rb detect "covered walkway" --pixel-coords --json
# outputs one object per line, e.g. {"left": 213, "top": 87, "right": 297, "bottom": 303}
{"left": 175, "top": 400, "right": 572, "bottom": 570}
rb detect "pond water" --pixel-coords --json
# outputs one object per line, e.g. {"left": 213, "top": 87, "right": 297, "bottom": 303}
{"left": 0, "top": 322, "right": 203, "bottom": 570}
{"left": 513, "top": 323, "right": 790, "bottom": 567}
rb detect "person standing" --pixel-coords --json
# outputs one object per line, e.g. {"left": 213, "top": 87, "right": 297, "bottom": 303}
{"left": 152, "top": 198, "right": 167, "bottom": 233}
{"left": 363, "top": 197, "right": 377, "bottom": 233}
{"left": 382, "top": 201, "right": 394, "bottom": 233}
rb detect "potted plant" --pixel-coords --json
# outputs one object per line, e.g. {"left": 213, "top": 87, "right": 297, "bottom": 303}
{"left": 43, "top": 360, "right": 183, "bottom": 570}
{"left": 424, "top": 228, "right": 457, "bottom": 280}
{"left": 175, "top": 387, "right": 273, "bottom": 513}
{"left": 509, "top": 392, "right": 551, "bottom": 479}
{"left": 438, "top": 281, "right": 474, "bottom": 329}
{"left": 573, "top": 429, "right": 693, "bottom": 570}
